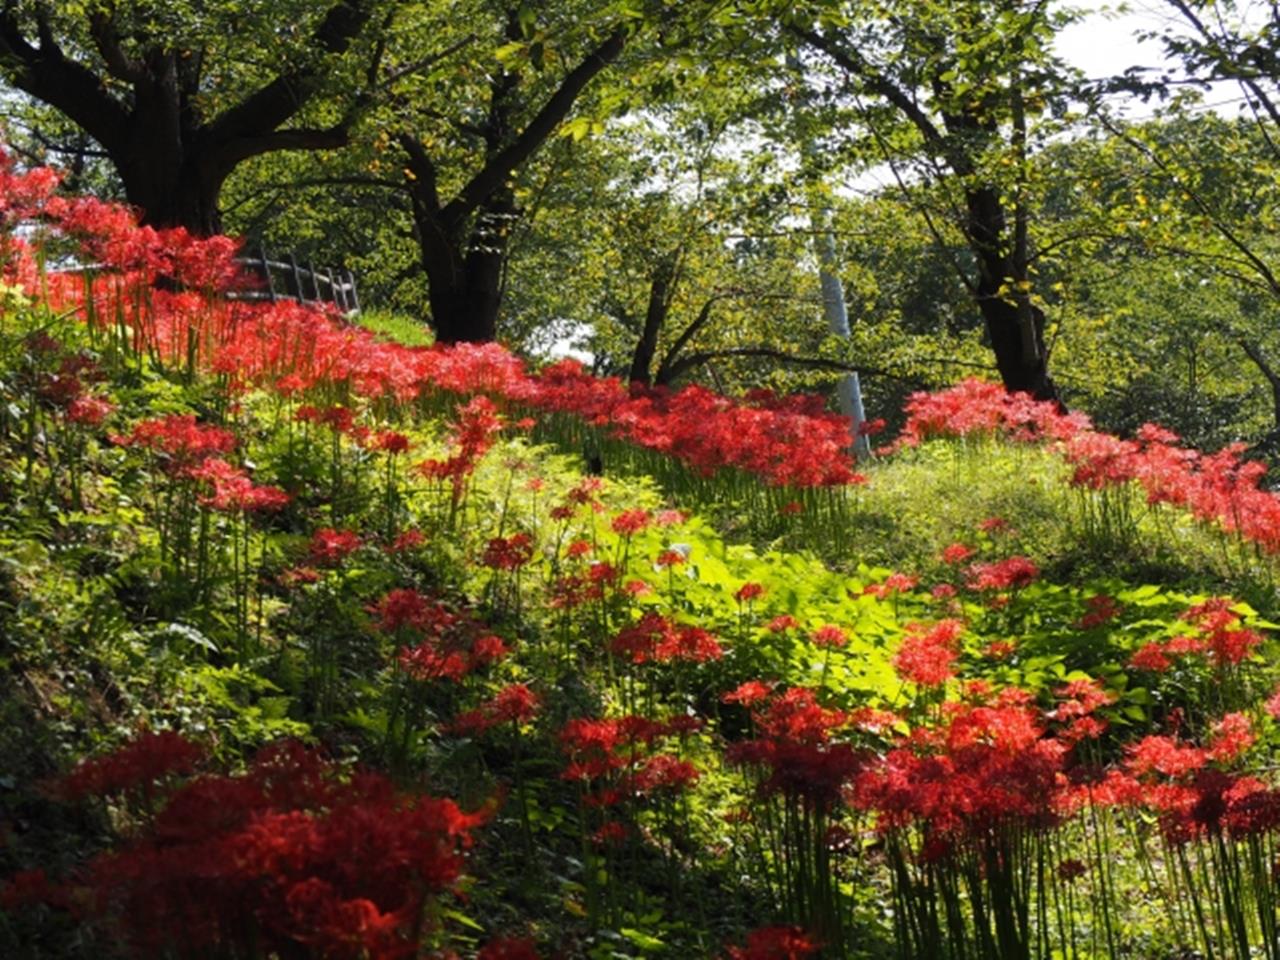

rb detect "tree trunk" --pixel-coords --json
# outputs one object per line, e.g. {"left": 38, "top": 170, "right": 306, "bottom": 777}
{"left": 116, "top": 141, "right": 227, "bottom": 234}
{"left": 418, "top": 190, "right": 516, "bottom": 344}
{"left": 627, "top": 252, "right": 677, "bottom": 385}
{"left": 965, "top": 184, "right": 1059, "bottom": 402}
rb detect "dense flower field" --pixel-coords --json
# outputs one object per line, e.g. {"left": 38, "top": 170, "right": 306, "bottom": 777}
{"left": 6, "top": 152, "right": 1280, "bottom": 959}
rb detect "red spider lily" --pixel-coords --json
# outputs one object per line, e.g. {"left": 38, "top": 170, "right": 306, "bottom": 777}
{"left": 851, "top": 700, "right": 1067, "bottom": 842}
{"left": 451, "top": 684, "right": 541, "bottom": 735}
{"left": 610, "top": 508, "right": 651, "bottom": 535}
{"left": 1051, "top": 678, "right": 1116, "bottom": 719}
{"left": 724, "top": 926, "right": 820, "bottom": 959}
{"left": 1128, "top": 642, "right": 1173, "bottom": 673}
{"left": 630, "top": 754, "right": 700, "bottom": 794}
{"left": 59, "top": 731, "right": 203, "bottom": 802}
{"left": 48, "top": 741, "right": 488, "bottom": 960}
{"left": 611, "top": 613, "right": 723, "bottom": 664}
{"left": 478, "top": 938, "right": 541, "bottom": 960}
{"left": 611, "top": 612, "right": 674, "bottom": 664}
{"left": 375, "top": 588, "right": 452, "bottom": 634}
{"left": 113, "top": 414, "right": 236, "bottom": 466}
{"left": 655, "top": 549, "right": 687, "bottom": 568}
{"left": 547, "top": 573, "right": 598, "bottom": 610}
{"left": 965, "top": 556, "right": 1038, "bottom": 591}
{"left": 189, "top": 458, "right": 290, "bottom": 512}
{"left": 309, "top": 528, "right": 362, "bottom": 565}
{"left": 398, "top": 646, "right": 471, "bottom": 682}
{"left": 893, "top": 619, "right": 965, "bottom": 687}
{"left": 386, "top": 529, "right": 425, "bottom": 553}
{"left": 727, "top": 688, "right": 862, "bottom": 810}
{"left": 1208, "top": 712, "right": 1255, "bottom": 763}
{"left": 558, "top": 715, "right": 687, "bottom": 783}
{"left": 864, "top": 572, "right": 919, "bottom": 598}
{"left": 591, "top": 821, "right": 628, "bottom": 845}
{"left": 66, "top": 394, "right": 115, "bottom": 426}
{"left": 767, "top": 614, "right": 799, "bottom": 632}
{"left": 1266, "top": 686, "right": 1280, "bottom": 719}
{"left": 482, "top": 533, "right": 534, "bottom": 571}
{"left": 1077, "top": 594, "right": 1121, "bottom": 629}
{"left": 735, "top": 581, "right": 766, "bottom": 603}
{"left": 723, "top": 680, "right": 773, "bottom": 706}
{"left": 588, "top": 561, "right": 618, "bottom": 584}
{"left": 1126, "top": 735, "right": 1208, "bottom": 779}
{"left": 811, "top": 624, "right": 848, "bottom": 649}
{"left": 984, "top": 639, "right": 1014, "bottom": 659}
{"left": 940, "top": 543, "right": 974, "bottom": 564}
{"left": 565, "top": 537, "right": 592, "bottom": 559}
{"left": 369, "top": 430, "right": 411, "bottom": 454}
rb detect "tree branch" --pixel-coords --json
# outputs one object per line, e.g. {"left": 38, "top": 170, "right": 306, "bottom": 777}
{"left": 204, "top": 0, "right": 374, "bottom": 146}
{"left": 87, "top": 11, "right": 146, "bottom": 84}
{"left": 0, "top": 4, "right": 130, "bottom": 154}
{"left": 789, "top": 24, "right": 949, "bottom": 154}
{"left": 442, "top": 28, "right": 626, "bottom": 227}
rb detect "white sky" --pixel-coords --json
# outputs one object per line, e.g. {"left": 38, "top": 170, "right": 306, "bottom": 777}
{"left": 1056, "top": 0, "right": 1268, "bottom": 118}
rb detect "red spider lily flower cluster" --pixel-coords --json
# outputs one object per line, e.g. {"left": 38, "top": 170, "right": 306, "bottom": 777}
{"left": 1077, "top": 593, "right": 1121, "bottom": 629}
{"left": 42, "top": 739, "right": 488, "bottom": 960}
{"left": 418, "top": 396, "right": 505, "bottom": 500}
{"left": 482, "top": 532, "right": 534, "bottom": 571}
{"left": 726, "top": 687, "right": 866, "bottom": 812}
{"left": 58, "top": 730, "right": 203, "bottom": 804}
{"left": 611, "top": 508, "right": 651, "bottom": 535}
{"left": 369, "top": 430, "right": 411, "bottom": 455}
{"left": 964, "top": 555, "right": 1039, "bottom": 592}
{"left": 610, "top": 612, "right": 724, "bottom": 664}
{"left": 373, "top": 588, "right": 510, "bottom": 682}
{"left": 896, "top": 378, "right": 1280, "bottom": 556}
{"left": 893, "top": 619, "right": 965, "bottom": 687}
{"left": 309, "top": 527, "right": 362, "bottom": 565}
{"left": 188, "top": 457, "right": 290, "bottom": 512}
{"left": 734, "top": 581, "right": 765, "bottom": 603}
{"left": 851, "top": 693, "right": 1067, "bottom": 851}
{"left": 6, "top": 159, "right": 872, "bottom": 489}
{"left": 559, "top": 714, "right": 702, "bottom": 795}
{"left": 863, "top": 571, "right": 919, "bottom": 599}
{"left": 66, "top": 394, "right": 116, "bottom": 426}
{"left": 810, "top": 624, "right": 848, "bottom": 649}
{"left": 723, "top": 926, "right": 821, "bottom": 959}
{"left": 112, "top": 414, "right": 237, "bottom": 468}
{"left": 1129, "top": 596, "right": 1261, "bottom": 672}
{"left": 450, "top": 684, "right": 541, "bottom": 736}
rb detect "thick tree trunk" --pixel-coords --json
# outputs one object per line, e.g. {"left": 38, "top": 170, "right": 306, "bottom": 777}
{"left": 418, "top": 191, "right": 515, "bottom": 344}
{"left": 965, "top": 185, "right": 1059, "bottom": 402}
{"left": 116, "top": 142, "right": 227, "bottom": 234}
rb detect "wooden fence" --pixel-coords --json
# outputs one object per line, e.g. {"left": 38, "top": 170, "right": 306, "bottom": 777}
{"left": 235, "top": 247, "right": 359, "bottom": 314}
{"left": 49, "top": 244, "right": 361, "bottom": 315}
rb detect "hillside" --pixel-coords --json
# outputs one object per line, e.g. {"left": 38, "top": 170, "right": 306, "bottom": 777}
{"left": 5, "top": 162, "right": 1280, "bottom": 960}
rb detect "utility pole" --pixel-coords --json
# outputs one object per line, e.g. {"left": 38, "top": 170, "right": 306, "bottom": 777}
{"left": 787, "top": 52, "right": 872, "bottom": 461}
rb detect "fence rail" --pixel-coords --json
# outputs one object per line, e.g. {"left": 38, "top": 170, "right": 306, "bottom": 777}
{"left": 237, "top": 247, "right": 359, "bottom": 314}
